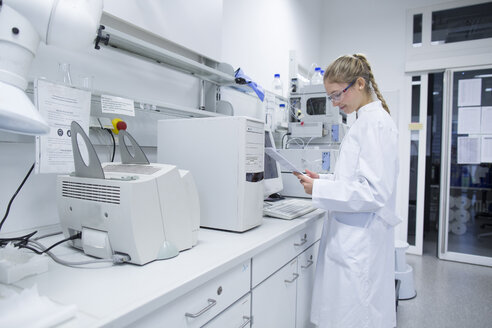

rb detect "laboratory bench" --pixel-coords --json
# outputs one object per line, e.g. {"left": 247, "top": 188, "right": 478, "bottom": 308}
{"left": 2, "top": 210, "right": 325, "bottom": 328}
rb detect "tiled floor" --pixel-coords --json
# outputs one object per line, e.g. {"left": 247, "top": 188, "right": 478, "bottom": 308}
{"left": 396, "top": 245, "right": 492, "bottom": 328}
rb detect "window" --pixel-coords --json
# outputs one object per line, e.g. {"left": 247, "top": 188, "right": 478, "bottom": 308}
{"left": 413, "top": 14, "right": 423, "bottom": 46}
{"left": 431, "top": 2, "right": 492, "bottom": 44}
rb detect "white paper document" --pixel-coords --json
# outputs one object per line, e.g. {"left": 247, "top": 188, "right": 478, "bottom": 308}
{"left": 481, "top": 106, "right": 492, "bottom": 134}
{"left": 458, "top": 79, "right": 481, "bottom": 107}
{"left": 101, "top": 94, "right": 135, "bottom": 116}
{"left": 457, "top": 107, "right": 481, "bottom": 134}
{"left": 265, "top": 147, "right": 303, "bottom": 173}
{"left": 457, "top": 136, "right": 481, "bottom": 164}
{"left": 35, "top": 79, "right": 91, "bottom": 174}
{"left": 481, "top": 136, "right": 492, "bottom": 163}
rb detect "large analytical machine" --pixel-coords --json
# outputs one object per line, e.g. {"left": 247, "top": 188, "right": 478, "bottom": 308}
{"left": 158, "top": 116, "right": 264, "bottom": 232}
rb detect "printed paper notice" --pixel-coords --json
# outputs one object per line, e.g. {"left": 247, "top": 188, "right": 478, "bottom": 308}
{"left": 35, "top": 79, "right": 91, "bottom": 173}
{"left": 457, "top": 107, "right": 481, "bottom": 134}
{"left": 457, "top": 136, "right": 480, "bottom": 164}
{"left": 101, "top": 94, "right": 135, "bottom": 116}
{"left": 458, "top": 79, "right": 481, "bottom": 107}
{"left": 481, "top": 107, "right": 492, "bottom": 134}
{"left": 265, "top": 147, "right": 303, "bottom": 173}
{"left": 481, "top": 136, "right": 492, "bottom": 163}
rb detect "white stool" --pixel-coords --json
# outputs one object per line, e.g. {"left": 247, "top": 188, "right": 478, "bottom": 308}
{"left": 394, "top": 240, "right": 416, "bottom": 300}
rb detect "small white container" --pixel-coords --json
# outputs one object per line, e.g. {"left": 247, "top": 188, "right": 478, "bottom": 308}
{"left": 0, "top": 244, "right": 49, "bottom": 284}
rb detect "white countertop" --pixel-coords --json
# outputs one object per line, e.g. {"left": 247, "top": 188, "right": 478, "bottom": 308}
{"left": 2, "top": 210, "right": 325, "bottom": 327}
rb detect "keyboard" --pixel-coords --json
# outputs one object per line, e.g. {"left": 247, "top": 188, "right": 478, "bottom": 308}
{"left": 263, "top": 198, "right": 316, "bottom": 220}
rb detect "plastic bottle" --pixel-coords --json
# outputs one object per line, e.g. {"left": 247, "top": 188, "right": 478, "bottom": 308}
{"left": 58, "top": 62, "right": 73, "bottom": 86}
{"left": 310, "top": 67, "right": 323, "bottom": 85}
{"left": 279, "top": 103, "right": 287, "bottom": 124}
{"left": 272, "top": 73, "right": 283, "bottom": 97}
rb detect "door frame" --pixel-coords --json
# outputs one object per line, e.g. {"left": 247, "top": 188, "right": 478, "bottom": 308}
{"left": 405, "top": 74, "right": 428, "bottom": 255}
{"left": 438, "top": 65, "right": 492, "bottom": 266}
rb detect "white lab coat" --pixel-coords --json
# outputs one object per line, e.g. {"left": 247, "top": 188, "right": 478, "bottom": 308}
{"left": 310, "top": 101, "right": 400, "bottom": 328}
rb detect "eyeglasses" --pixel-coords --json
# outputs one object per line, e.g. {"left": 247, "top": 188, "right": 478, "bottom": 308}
{"left": 327, "top": 80, "right": 356, "bottom": 102}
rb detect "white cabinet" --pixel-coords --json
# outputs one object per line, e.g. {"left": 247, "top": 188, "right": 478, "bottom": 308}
{"left": 252, "top": 258, "right": 298, "bottom": 328}
{"left": 251, "top": 217, "right": 323, "bottom": 327}
{"left": 203, "top": 293, "right": 252, "bottom": 328}
{"left": 252, "top": 218, "right": 323, "bottom": 287}
{"left": 131, "top": 259, "right": 250, "bottom": 327}
{"left": 296, "top": 241, "right": 320, "bottom": 328}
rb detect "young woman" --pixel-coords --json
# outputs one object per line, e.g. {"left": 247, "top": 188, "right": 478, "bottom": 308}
{"left": 294, "top": 54, "right": 400, "bottom": 328}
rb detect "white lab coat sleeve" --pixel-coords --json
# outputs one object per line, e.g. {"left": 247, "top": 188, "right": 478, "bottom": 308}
{"left": 312, "top": 120, "right": 398, "bottom": 213}
{"left": 318, "top": 173, "right": 334, "bottom": 180}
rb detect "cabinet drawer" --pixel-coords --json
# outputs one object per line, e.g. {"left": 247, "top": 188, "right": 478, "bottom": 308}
{"left": 133, "top": 260, "right": 251, "bottom": 327}
{"left": 203, "top": 293, "right": 251, "bottom": 328}
{"left": 296, "top": 241, "right": 320, "bottom": 328}
{"left": 251, "top": 258, "right": 298, "bottom": 328}
{"left": 252, "top": 218, "right": 323, "bottom": 287}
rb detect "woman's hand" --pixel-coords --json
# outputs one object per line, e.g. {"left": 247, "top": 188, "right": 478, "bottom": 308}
{"left": 293, "top": 170, "right": 317, "bottom": 195}
{"left": 304, "top": 169, "right": 319, "bottom": 179}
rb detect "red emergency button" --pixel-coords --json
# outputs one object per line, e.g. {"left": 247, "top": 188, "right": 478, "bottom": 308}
{"left": 111, "top": 118, "right": 127, "bottom": 134}
{"left": 116, "top": 120, "right": 127, "bottom": 131}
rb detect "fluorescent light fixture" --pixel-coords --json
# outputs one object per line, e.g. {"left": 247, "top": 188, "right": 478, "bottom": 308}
{"left": 0, "top": 81, "right": 50, "bottom": 135}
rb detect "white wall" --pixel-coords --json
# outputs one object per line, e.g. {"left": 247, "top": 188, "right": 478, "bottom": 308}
{"left": 221, "top": 0, "right": 323, "bottom": 95}
{"left": 103, "top": 0, "right": 224, "bottom": 61}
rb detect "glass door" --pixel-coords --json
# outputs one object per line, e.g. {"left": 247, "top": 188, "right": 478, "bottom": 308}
{"left": 439, "top": 66, "right": 492, "bottom": 266}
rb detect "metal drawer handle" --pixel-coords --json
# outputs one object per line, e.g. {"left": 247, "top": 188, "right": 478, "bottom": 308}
{"left": 294, "top": 236, "right": 307, "bottom": 246}
{"left": 284, "top": 273, "right": 299, "bottom": 283}
{"left": 301, "top": 259, "right": 314, "bottom": 269}
{"left": 185, "top": 298, "right": 217, "bottom": 318}
{"left": 238, "top": 316, "right": 252, "bottom": 328}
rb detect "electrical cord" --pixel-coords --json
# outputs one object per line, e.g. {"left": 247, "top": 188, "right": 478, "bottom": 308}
{"left": 105, "top": 128, "right": 116, "bottom": 162}
{"left": 0, "top": 157, "right": 129, "bottom": 267}
{"left": 0, "top": 230, "right": 37, "bottom": 247}
{"left": 0, "top": 163, "right": 35, "bottom": 233}
{"left": 304, "top": 137, "right": 316, "bottom": 149}
{"left": 286, "top": 137, "right": 305, "bottom": 149}
{"left": 34, "top": 231, "right": 63, "bottom": 241}
{"left": 14, "top": 232, "right": 81, "bottom": 254}
{"left": 22, "top": 239, "right": 130, "bottom": 267}
{"left": 281, "top": 132, "right": 291, "bottom": 149}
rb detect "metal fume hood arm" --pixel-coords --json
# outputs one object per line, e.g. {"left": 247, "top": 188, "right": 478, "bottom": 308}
{"left": 93, "top": 14, "right": 235, "bottom": 86}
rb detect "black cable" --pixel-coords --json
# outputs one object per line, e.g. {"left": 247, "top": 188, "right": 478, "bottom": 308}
{"left": 106, "top": 128, "right": 116, "bottom": 162}
{"left": 0, "top": 230, "right": 38, "bottom": 247}
{"left": 15, "top": 244, "right": 44, "bottom": 255}
{"left": 14, "top": 232, "right": 81, "bottom": 254}
{"left": 0, "top": 163, "right": 35, "bottom": 233}
{"left": 42, "top": 232, "right": 82, "bottom": 254}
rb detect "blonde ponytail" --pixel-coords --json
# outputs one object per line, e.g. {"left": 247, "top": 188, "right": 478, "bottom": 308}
{"left": 323, "top": 53, "right": 390, "bottom": 114}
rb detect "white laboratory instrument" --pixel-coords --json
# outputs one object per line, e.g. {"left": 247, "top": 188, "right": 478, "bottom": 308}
{"left": 158, "top": 116, "right": 264, "bottom": 232}
{"left": 295, "top": 84, "right": 345, "bottom": 124}
{"left": 277, "top": 83, "right": 348, "bottom": 197}
{"left": 278, "top": 148, "right": 339, "bottom": 198}
{"left": 289, "top": 84, "right": 348, "bottom": 142}
{"left": 57, "top": 122, "right": 199, "bottom": 265}
{"left": 0, "top": 0, "right": 103, "bottom": 135}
